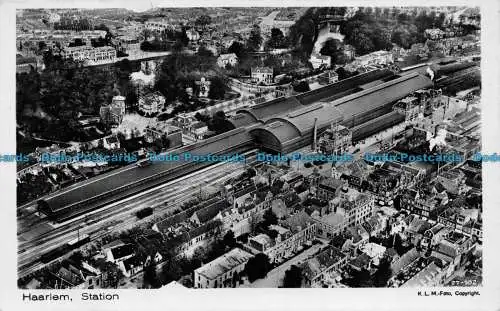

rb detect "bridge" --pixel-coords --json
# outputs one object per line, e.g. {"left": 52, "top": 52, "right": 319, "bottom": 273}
{"left": 317, "top": 15, "right": 347, "bottom": 32}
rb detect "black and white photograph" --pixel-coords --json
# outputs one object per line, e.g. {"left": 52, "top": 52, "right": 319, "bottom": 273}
{"left": 2, "top": 1, "right": 499, "bottom": 310}
{"left": 13, "top": 5, "right": 484, "bottom": 291}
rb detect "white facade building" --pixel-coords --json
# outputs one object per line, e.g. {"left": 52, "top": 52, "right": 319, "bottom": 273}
{"left": 194, "top": 248, "right": 253, "bottom": 288}
{"left": 138, "top": 91, "right": 165, "bottom": 116}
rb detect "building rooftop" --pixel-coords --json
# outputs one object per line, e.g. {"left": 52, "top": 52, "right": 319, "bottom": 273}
{"left": 302, "top": 246, "right": 345, "bottom": 280}
{"left": 318, "top": 177, "right": 345, "bottom": 192}
{"left": 281, "top": 210, "right": 314, "bottom": 233}
{"left": 195, "top": 248, "right": 253, "bottom": 280}
{"left": 321, "top": 212, "right": 345, "bottom": 227}
{"left": 391, "top": 247, "right": 421, "bottom": 275}
{"left": 402, "top": 262, "right": 443, "bottom": 287}
{"left": 250, "top": 233, "right": 274, "bottom": 247}
{"left": 192, "top": 199, "right": 230, "bottom": 224}
{"left": 251, "top": 67, "right": 273, "bottom": 74}
{"left": 361, "top": 242, "right": 387, "bottom": 259}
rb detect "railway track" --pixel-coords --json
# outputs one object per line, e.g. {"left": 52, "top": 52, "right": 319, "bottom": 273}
{"left": 18, "top": 150, "right": 258, "bottom": 279}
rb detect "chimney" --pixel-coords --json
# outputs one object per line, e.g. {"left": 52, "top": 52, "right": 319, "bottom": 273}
{"left": 312, "top": 117, "right": 318, "bottom": 151}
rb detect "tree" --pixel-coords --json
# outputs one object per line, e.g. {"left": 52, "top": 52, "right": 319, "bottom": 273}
{"left": 208, "top": 110, "right": 233, "bottom": 134}
{"left": 268, "top": 229, "right": 279, "bottom": 240}
{"left": 293, "top": 81, "right": 310, "bottom": 93}
{"left": 372, "top": 27, "right": 392, "bottom": 51}
{"left": 393, "top": 233, "right": 406, "bottom": 256}
{"left": 352, "top": 31, "right": 375, "bottom": 55}
{"left": 208, "top": 76, "right": 226, "bottom": 100}
{"left": 198, "top": 45, "right": 214, "bottom": 57}
{"left": 320, "top": 38, "right": 342, "bottom": 57}
{"left": 38, "top": 41, "right": 47, "bottom": 51}
{"left": 319, "top": 38, "right": 349, "bottom": 64}
{"left": 244, "top": 253, "right": 271, "bottom": 282}
{"left": 287, "top": 8, "right": 319, "bottom": 58}
{"left": 266, "top": 28, "right": 287, "bottom": 49}
{"left": 383, "top": 8, "right": 390, "bottom": 18}
{"left": 195, "top": 15, "right": 212, "bottom": 28}
{"left": 223, "top": 230, "right": 236, "bottom": 249}
{"left": 94, "top": 259, "right": 124, "bottom": 288}
{"left": 336, "top": 66, "right": 355, "bottom": 81}
{"left": 373, "top": 257, "right": 392, "bottom": 287}
{"left": 228, "top": 41, "right": 247, "bottom": 58}
{"left": 270, "top": 178, "right": 284, "bottom": 195}
{"left": 175, "top": 29, "right": 190, "bottom": 47}
{"left": 262, "top": 208, "right": 278, "bottom": 227}
{"left": 345, "top": 268, "right": 373, "bottom": 287}
{"left": 247, "top": 24, "right": 263, "bottom": 52}
{"left": 160, "top": 256, "right": 182, "bottom": 285}
{"left": 193, "top": 246, "right": 207, "bottom": 264}
{"left": 391, "top": 26, "right": 417, "bottom": 49}
{"left": 283, "top": 265, "right": 302, "bottom": 287}
{"left": 143, "top": 262, "right": 161, "bottom": 288}
{"left": 246, "top": 167, "right": 257, "bottom": 178}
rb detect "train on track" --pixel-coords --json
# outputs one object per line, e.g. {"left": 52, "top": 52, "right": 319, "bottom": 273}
{"left": 40, "top": 234, "right": 90, "bottom": 264}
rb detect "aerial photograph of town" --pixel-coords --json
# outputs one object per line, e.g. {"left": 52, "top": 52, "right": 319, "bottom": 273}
{"left": 16, "top": 6, "right": 482, "bottom": 290}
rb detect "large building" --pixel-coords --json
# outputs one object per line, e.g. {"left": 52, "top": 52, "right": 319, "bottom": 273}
{"left": 145, "top": 21, "right": 175, "bottom": 32}
{"left": 318, "top": 124, "right": 352, "bottom": 155}
{"left": 228, "top": 70, "right": 433, "bottom": 153}
{"left": 38, "top": 69, "right": 436, "bottom": 222}
{"left": 251, "top": 67, "right": 274, "bottom": 84}
{"left": 62, "top": 46, "right": 116, "bottom": 63}
{"left": 194, "top": 248, "right": 253, "bottom": 288}
{"left": 100, "top": 95, "right": 126, "bottom": 125}
{"left": 217, "top": 53, "right": 238, "bottom": 68}
{"left": 138, "top": 91, "right": 165, "bottom": 116}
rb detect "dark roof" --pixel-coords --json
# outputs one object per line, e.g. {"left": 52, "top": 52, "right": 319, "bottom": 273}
{"left": 384, "top": 248, "right": 398, "bottom": 259}
{"left": 191, "top": 121, "right": 207, "bottom": 129}
{"left": 237, "top": 96, "right": 302, "bottom": 122}
{"left": 165, "top": 220, "right": 222, "bottom": 250}
{"left": 234, "top": 182, "right": 257, "bottom": 199}
{"left": 251, "top": 67, "right": 273, "bottom": 74}
{"left": 110, "top": 244, "right": 135, "bottom": 260}
{"left": 331, "top": 73, "right": 433, "bottom": 121}
{"left": 64, "top": 260, "right": 98, "bottom": 278}
{"left": 282, "top": 191, "right": 301, "bottom": 208}
{"left": 330, "top": 233, "right": 349, "bottom": 249}
{"left": 155, "top": 196, "right": 221, "bottom": 233}
{"left": 16, "top": 55, "right": 37, "bottom": 64}
{"left": 41, "top": 128, "right": 253, "bottom": 217}
{"left": 105, "top": 135, "right": 119, "bottom": 144}
{"left": 123, "top": 256, "right": 143, "bottom": 271}
{"left": 230, "top": 69, "right": 393, "bottom": 129}
{"left": 228, "top": 113, "right": 257, "bottom": 128}
{"left": 391, "top": 248, "right": 420, "bottom": 274}
{"left": 56, "top": 267, "right": 83, "bottom": 286}
{"left": 302, "top": 246, "right": 345, "bottom": 280}
{"left": 296, "top": 69, "right": 394, "bottom": 105}
{"left": 193, "top": 199, "right": 230, "bottom": 223}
